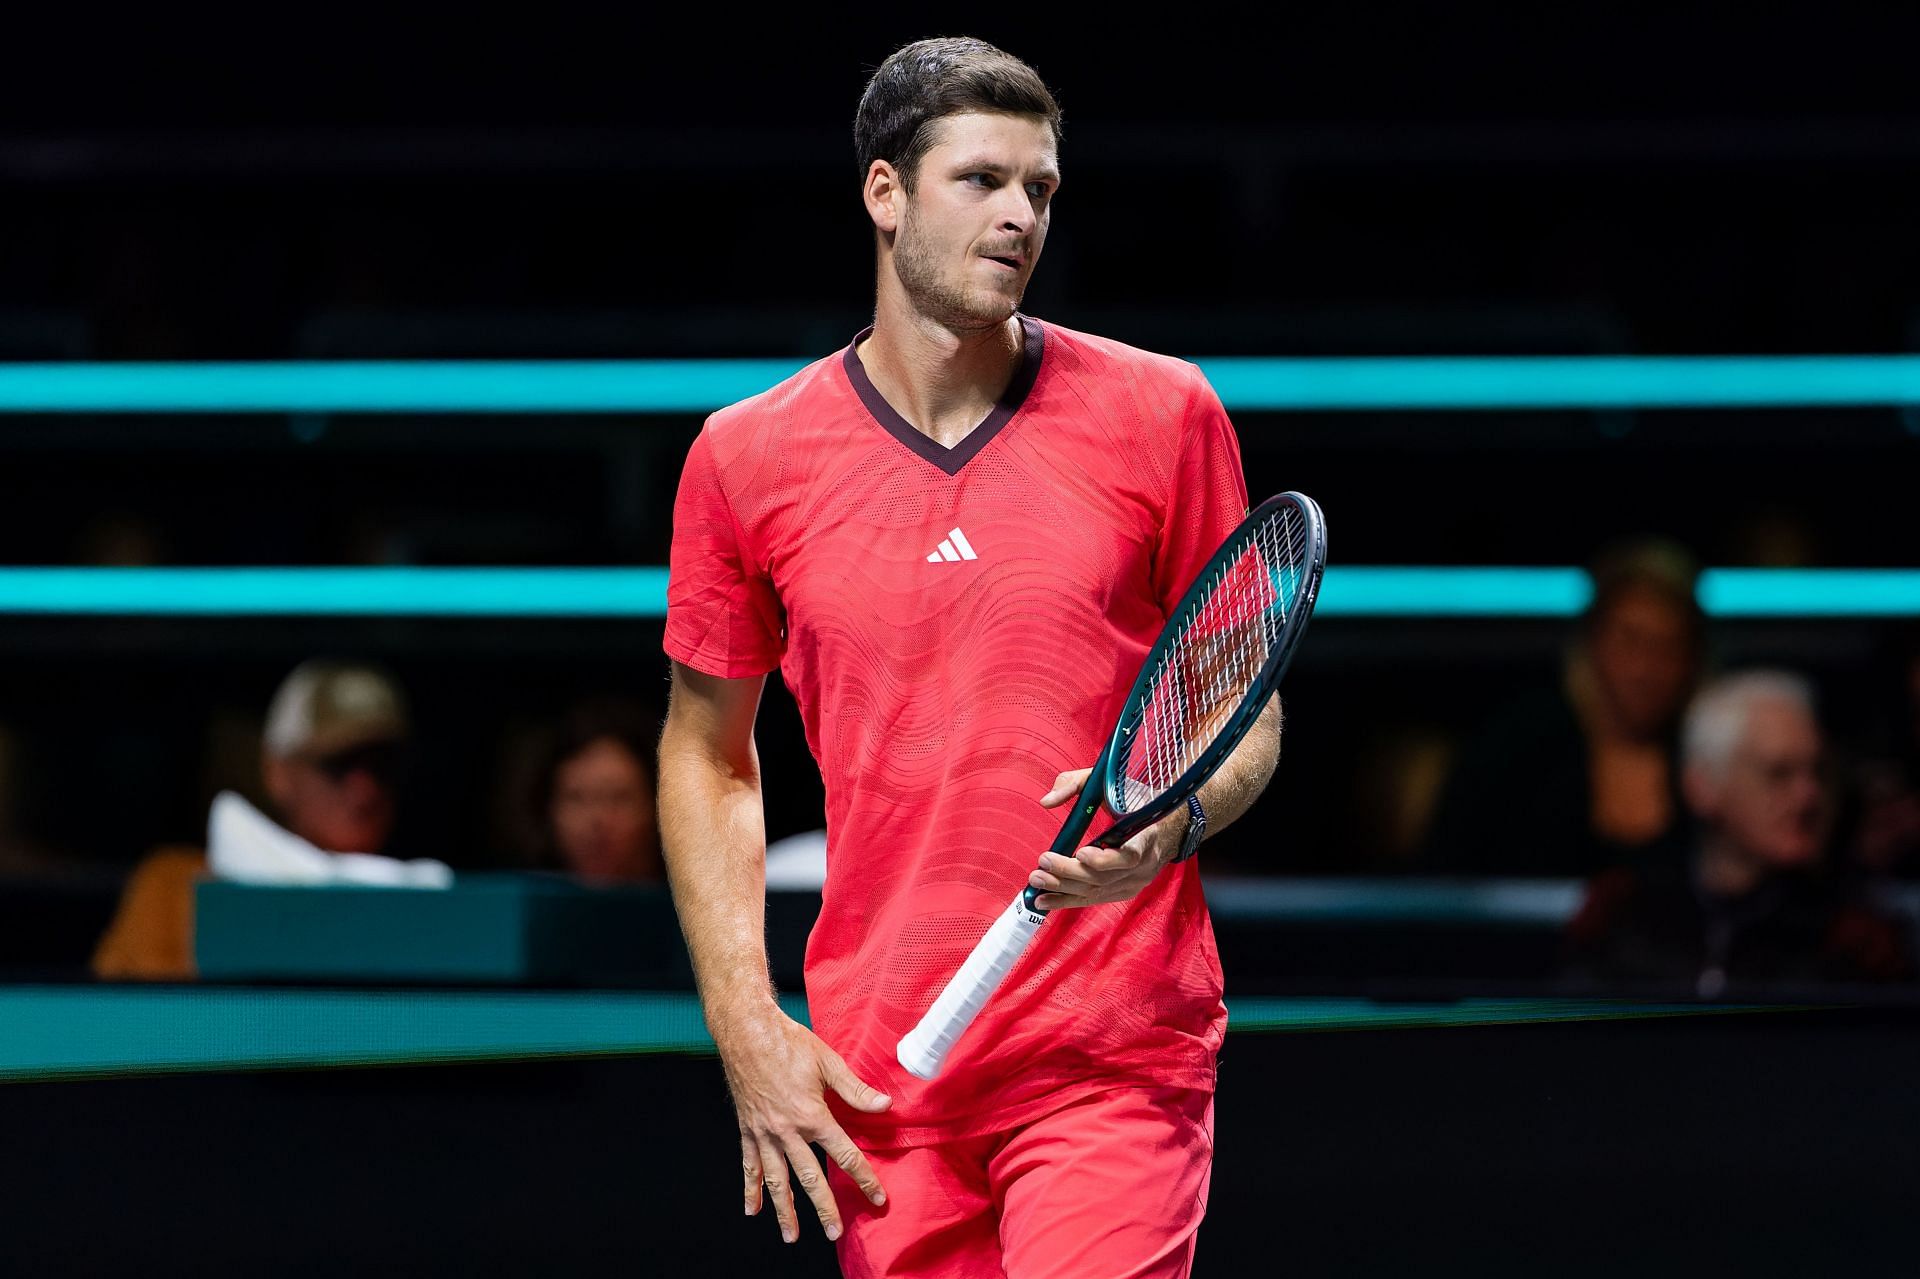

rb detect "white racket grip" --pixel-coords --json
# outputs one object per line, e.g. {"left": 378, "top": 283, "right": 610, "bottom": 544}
{"left": 896, "top": 893, "right": 1047, "bottom": 1080}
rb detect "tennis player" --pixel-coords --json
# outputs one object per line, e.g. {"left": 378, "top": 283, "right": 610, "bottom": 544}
{"left": 658, "top": 36, "right": 1282, "bottom": 1278}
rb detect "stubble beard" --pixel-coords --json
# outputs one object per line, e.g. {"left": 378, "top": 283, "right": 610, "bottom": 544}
{"left": 894, "top": 201, "right": 1021, "bottom": 333}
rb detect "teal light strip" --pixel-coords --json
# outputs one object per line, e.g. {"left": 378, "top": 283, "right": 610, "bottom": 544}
{"left": 0, "top": 567, "right": 670, "bottom": 616}
{"left": 1199, "top": 355, "right": 1920, "bottom": 410}
{"left": 4, "top": 355, "right": 1920, "bottom": 412}
{"left": 0, "top": 987, "right": 1755, "bottom": 1082}
{"left": 0, "top": 987, "right": 811, "bottom": 1081}
{"left": 0, "top": 566, "right": 1912, "bottom": 618}
{"left": 1699, "top": 569, "right": 1920, "bottom": 616}
{"left": 1223, "top": 997, "right": 1764, "bottom": 1034}
{"left": 1319, "top": 567, "right": 1593, "bottom": 617}
{"left": 0, "top": 361, "right": 812, "bottom": 414}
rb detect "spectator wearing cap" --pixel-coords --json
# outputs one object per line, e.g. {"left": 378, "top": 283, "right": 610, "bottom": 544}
{"left": 91, "top": 660, "right": 412, "bottom": 980}
{"left": 260, "top": 661, "right": 411, "bottom": 856}
{"left": 1567, "top": 670, "right": 1911, "bottom": 992}
{"left": 1422, "top": 539, "right": 1705, "bottom": 876}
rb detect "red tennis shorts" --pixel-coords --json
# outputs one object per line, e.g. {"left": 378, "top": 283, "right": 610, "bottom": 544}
{"left": 828, "top": 1085, "right": 1214, "bottom": 1279}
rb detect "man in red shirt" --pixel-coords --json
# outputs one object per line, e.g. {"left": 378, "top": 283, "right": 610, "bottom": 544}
{"left": 658, "top": 36, "right": 1281, "bottom": 1278}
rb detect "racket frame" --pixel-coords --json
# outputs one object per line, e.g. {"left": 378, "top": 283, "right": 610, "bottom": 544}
{"left": 1022, "top": 490, "right": 1327, "bottom": 913}
{"left": 901, "top": 490, "right": 1327, "bottom": 1078}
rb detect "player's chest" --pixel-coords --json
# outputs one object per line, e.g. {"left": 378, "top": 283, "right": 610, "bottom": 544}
{"left": 763, "top": 449, "right": 1162, "bottom": 643}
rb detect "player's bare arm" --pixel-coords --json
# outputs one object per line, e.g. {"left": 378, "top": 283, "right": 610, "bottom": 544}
{"left": 657, "top": 660, "right": 891, "bottom": 1244}
{"left": 1030, "top": 698, "right": 1283, "bottom": 909}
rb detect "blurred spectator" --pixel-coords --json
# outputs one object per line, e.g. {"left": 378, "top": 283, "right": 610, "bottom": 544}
{"left": 1567, "top": 671, "right": 1910, "bottom": 993}
{"left": 1846, "top": 628, "right": 1920, "bottom": 878}
{"left": 527, "top": 701, "right": 662, "bottom": 884}
{"left": 0, "top": 723, "right": 53, "bottom": 874}
{"left": 1423, "top": 539, "right": 1705, "bottom": 876}
{"left": 91, "top": 660, "right": 411, "bottom": 979}
{"left": 257, "top": 661, "right": 409, "bottom": 854}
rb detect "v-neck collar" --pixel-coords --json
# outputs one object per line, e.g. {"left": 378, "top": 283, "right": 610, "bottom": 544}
{"left": 841, "top": 314, "right": 1045, "bottom": 477}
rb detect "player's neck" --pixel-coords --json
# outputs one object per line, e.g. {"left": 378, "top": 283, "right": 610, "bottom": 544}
{"left": 857, "top": 301, "right": 1023, "bottom": 447}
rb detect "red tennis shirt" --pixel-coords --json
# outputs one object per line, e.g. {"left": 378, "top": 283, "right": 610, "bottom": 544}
{"left": 665, "top": 315, "right": 1249, "bottom": 1146}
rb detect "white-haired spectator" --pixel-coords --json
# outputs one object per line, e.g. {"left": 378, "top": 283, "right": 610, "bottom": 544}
{"left": 1680, "top": 671, "right": 1826, "bottom": 885}
{"left": 1568, "top": 669, "right": 1909, "bottom": 993}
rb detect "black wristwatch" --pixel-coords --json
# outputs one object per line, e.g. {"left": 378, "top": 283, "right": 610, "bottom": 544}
{"left": 1171, "top": 793, "right": 1207, "bottom": 864}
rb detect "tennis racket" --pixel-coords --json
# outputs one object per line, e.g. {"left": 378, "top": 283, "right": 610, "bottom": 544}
{"left": 896, "top": 490, "right": 1327, "bottom": 1080}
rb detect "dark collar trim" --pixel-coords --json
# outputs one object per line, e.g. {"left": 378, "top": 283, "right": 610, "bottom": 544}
{"left": 841, "top": 315, "right": 1044, "bottom": 477}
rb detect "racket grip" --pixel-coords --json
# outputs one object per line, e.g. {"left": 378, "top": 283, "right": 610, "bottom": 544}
{"left": 896, "top": 893, "right": 1047, "bottom": 1080}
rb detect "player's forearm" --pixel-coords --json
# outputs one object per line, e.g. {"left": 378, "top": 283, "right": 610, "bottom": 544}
{"left": 657, "top": 740, "right": 782, "bottom": 1038}
{"left": 1192, "top": 697, "right": 1282, "bottom": 843}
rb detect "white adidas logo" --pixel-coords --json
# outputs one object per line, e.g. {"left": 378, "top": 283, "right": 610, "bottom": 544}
{"left": 926, "top": 528, "right": 979, "bottom": 563}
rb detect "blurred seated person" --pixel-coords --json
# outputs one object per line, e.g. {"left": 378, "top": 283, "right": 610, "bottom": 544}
{"left": 1567, "top": 671, "right": 1910, "bottom": 993}
{"left": 1422, "top": 539, "right": 1703, "bottom": 876}
{"left": 764, "top": 828, "right": 827, "bottom": 890}
{"left": 1848, "top": 628, "right": 1920, "bottom": 878}
{"left": 91, "top": 660, "right": 411, "bottom": 980}
{"left": 528, "top": 701, "right": 662, "bottom": 884}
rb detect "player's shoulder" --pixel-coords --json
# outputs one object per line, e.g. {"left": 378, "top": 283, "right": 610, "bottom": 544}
{"left": 1034, "top": 320, "right": 1218, "bottom": 463}
{"left": 1036, "top": 318, "right": 1208, "bottom": 397}
{"left": 701, "top": 346, "right": 847, "bottom": 449}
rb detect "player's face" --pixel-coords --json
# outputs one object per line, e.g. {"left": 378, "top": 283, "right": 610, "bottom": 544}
{"left": 894, "top": 111, "right": 1058, "bottom": 331}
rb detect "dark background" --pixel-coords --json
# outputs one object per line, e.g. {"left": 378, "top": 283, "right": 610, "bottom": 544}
{"left": 8, "top": 11, "right": 1920, "bottom": 1276}
{"left": 11, "top": 1010, "right": 1920, "bottom": 1276}
{"left": 1, "top": 5, "right": 1917, "bottom": 872}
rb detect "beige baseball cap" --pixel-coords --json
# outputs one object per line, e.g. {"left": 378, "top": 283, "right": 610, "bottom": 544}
{"left": 262, "top": 660, "right": 410, "bottom": 759}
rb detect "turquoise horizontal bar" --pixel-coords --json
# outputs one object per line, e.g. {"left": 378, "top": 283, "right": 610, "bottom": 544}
{"left": 0, "top": 987, "right": 812, "bottom": 1081}
{"left": 0, "top": 567, "right": 670, "bottom": 616}
{"left": 4, "top": 355, "right": 1920, "bottom": 412}
{"left": 1199, "top": 355, "right": 1920, "bottom": 410}
{"left": 1700, "top": 569, "right": 1920, "bottom": 616}
{"left": 0, "top": 986, "right": 1742, "bottom": 1081}
{"left": 1322, "top": 567, "right": 1593, "bottom": 616}
{"left": 0, "top": 566, "right": 1912, "bottom": 618}
{"left": 0, "top": 361, "right": 812, "bottom": 414}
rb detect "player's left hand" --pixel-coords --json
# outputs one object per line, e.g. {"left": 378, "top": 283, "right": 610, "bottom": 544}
{"left": 1028, "top": 767, "right": 1188, "bottom": 909}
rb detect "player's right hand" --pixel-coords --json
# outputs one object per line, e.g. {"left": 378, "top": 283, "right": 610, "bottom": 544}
{"left": 714, "top": 1007, "right": 891, "bottom": 1245}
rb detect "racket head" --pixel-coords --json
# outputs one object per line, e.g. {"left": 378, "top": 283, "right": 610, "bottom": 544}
{"left": 1098, "top": 491, "right": 1326, "bottom": 839}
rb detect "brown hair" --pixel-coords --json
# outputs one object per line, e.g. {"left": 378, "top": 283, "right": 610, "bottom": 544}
{"left": 853, "top": 37, "right": 1063, "bottom": 193}
{"left": 525, "top": 699, "right": 659, "bottom": 870}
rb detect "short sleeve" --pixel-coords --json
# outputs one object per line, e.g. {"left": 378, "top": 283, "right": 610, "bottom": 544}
{"left": 1149, "top": 367, "right": 1252, "bottom": 617}
{"left": 663, "top": 424, "right": 785, "bottom": 677}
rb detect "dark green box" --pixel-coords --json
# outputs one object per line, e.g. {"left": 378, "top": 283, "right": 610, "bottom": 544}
{"left": 195, "top": 874, "right": 692, "bottom": 985}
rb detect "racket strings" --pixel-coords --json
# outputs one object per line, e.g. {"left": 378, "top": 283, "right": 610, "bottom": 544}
{"left": 1113, "top": 504, "right": 1309, "bottom": 814}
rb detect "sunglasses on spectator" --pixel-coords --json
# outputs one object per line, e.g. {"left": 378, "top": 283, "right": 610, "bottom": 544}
{"left": 305, "top": 742, "right": 408, "bottom": 783}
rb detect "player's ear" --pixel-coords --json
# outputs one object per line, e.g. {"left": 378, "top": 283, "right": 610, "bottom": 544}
{"left": 863, "top": 160, "right": 902, "bottom": 235}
